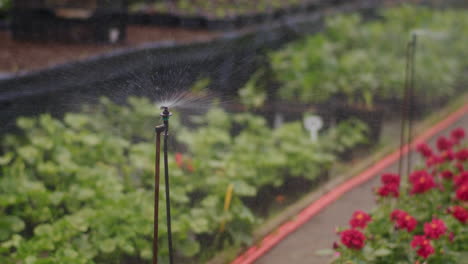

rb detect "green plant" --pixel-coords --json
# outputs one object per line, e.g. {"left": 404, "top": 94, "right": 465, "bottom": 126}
{"left": 270, "top": 6, "right": 467, "bottom": 108}
{"left": 0, "top": 97, "right": 368, "bottom": 263}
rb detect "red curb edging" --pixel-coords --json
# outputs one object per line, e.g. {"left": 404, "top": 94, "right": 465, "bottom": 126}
{"left": 231, "top": 103, "right": 468, "bottom": 264}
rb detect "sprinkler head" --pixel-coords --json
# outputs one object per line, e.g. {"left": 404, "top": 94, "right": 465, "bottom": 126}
{"left": 160, "top": 106, "right": 173, "bottom": 121}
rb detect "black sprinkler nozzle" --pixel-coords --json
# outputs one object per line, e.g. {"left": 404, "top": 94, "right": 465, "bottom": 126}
{"left": 160, "top": 106, "right": 172, "bottom": 121}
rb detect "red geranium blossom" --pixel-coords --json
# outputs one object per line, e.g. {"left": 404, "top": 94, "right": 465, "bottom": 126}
{"left": 381, "top": 173, "right": 400, "bottom": 185}
{"left": 349, "top": 210, "right": 372, "bottom": 229}
{"left": 456, "top": 149, "right": 468, "bottom": 162}
{"left": 340, "top": 229, "right": 366, "bottom": 250}
{"left": 390, "top": 209, "right": 407, "bottom": 221}
{"left": 440, "top": 170, "right": 453, "bottom": 180}
{"left": 441, "top": 150, "right": 455, "bottom": 162}
{"left": 411, "top": 235, "right": 434, "bottom": 259}
{"left": 451, "top": 127, "right": 465, "bottom": 144}
{"left": 397, "top": 214, "right": 418, "bottom": 232}
{"left": 426, "top": 155, "right": 443, "bottom": 167}
{"left": 423, "top": 219, "right": 447, "bottom": 239}
{"left": 454, "top": 172, "right": 468, "bottom": 187}
{"left": 409, "top": 170, "right": 436, "bottom": 194}
{"left": 437, "top": 136, "right": 453, "bottom": 152}
{"left": 390, "top": 209, "right": 417, "bottom": 232}
{"left": 456, "top": 163, "right": 465, "bottom": 173}
{"left": 456, "top": 184, "right": 468, "bottom": 201}
{"left": 377, "top": 183, "right": 399, "bottom": 197}
{"left": 416, "top": 143, "right": 433, "bottom": 158}
{"left": 377, "top": 173, "right": 400, "bottom": 197}
{"left": 450, "top": 206, "right": 468, "bottom": 224}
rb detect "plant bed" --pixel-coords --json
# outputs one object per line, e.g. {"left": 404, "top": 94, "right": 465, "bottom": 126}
{"left": 332, "top": 127, "right": 468, "bottom": 263}
{"left": 127, "top": 0, "right": 322, "bottom": 30}
{"left": 11, "top": 0, "right": 126, "bottom": 43}
{"left": 335, "top": 103, "right": 384, "bottom": 144}
{"left": 0, "top": 96, "right": 368, "bottom": 263}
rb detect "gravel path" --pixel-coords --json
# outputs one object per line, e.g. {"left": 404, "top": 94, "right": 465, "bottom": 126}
{"left": 255, "top": 112, "right": 468, "bottom": 264}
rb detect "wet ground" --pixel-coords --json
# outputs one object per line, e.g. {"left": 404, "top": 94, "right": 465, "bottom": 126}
{"left": 255, "top": 110, "right": 468, "bottom": 264}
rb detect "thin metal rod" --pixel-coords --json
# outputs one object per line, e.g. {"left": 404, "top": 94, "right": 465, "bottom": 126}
{"left": 406, "top": 34, "right": 417, "bottom": 178}
{"left": 163, "top": 122, "right": 174, "bottom": 264}
{"left": 153, "top": 129, "right": 163, "bottom": 264}
{"left": 398, "top": 39, "right": 412, "bottom": 178}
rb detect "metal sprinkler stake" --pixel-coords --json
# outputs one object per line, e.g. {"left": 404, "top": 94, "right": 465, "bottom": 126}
{"left": 153, "top": 124, "right": 165, "bottom": 264}
{"left": 153, "top": 106, "right": 174, "bottom": 264}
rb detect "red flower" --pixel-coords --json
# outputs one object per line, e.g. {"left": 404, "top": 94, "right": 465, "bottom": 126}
{"left": 409, "top": 170, "right": 436, "bottom": 194}
{"left": 451, "top": 127, "right": 465, "bottom": 143}
{"left": 456, "top": 149, "right": 468, "bottom": 162}
{"left": 437, "top": 136, "right": 453, "bottom": 152}
{"left": 423, "top": 219, "right": 447, "bottom": 239}
{"left": 456, "top": 184, "right": 468, "bottom": 201}
{"left": 390, "top": 209, "right": 407, "bottom": 221}
{"left": 377, "top": 173, "right": 400, "bottom": 198}
{"left": 397, "top": 214, "right": 418, "bottom": 232}
{"left": 381, "top": 173, "right": 400, "bottom": 185}
{"left": 456, "top": 163, "right": 465, "bottom": 173}
{"left": 450, "top": 206, "right": 468, "bottom": 224}
{"left": 377, "top": 184, "right": 399, "bottom": 197}
{"left": 426, "top": 155, "right": 443, "bottom": 167}
{"left": 416, "top": 143, "right": 433, "bottom": 158}
{"left": 454, "top": 172, "right": 468, "bottom": 187}
{"left": 340, "top": 229, "right": 366, "bottom": 250}
{"left": 391, "top": 209, "right": 417, "bottom": 232}
{"left": 175, "top": 153, "right": 184, "bottom": 168}
{"left": 411, "top": 235, "right": 435, "bottom": 259}
{"left": 440, "top": 170, "right": 453, "bottom": 180}
{"left": 441, "top": 150, "right": 455, "bottom": 162}
{"left": 349, "top": 210, "right": 372, "bottom": 229}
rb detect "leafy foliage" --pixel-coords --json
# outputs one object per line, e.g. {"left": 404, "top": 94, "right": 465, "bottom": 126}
{"left": 0, "top": 97, "right": 368, "bottom": 263}
{"left": 270, "top": 6, "right": 468, "bottom": 107}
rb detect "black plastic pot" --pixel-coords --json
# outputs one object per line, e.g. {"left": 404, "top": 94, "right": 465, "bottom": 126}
{"left": 12, "top": 0, "right": 126, "bottom": 43}
{"left": 205, "top": 17, "right": 238, "bottom": 31}
{"left": 128, "top": 12, "right": 179, "bottom": 26}
{"left": 179, "top": 15, "right": 205, "bottom": 29}
{"left": 12, "top": 10, "right": 126, "bottom": 43}
{"left": 0, "top": 11, "right": 8, "bottom": 30}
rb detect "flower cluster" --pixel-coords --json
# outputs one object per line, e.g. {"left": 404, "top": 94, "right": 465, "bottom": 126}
{"left": 340, "top": 229, "right": 366, "bottom": 250}
{"left": 334, "top": 128, "right": 468, "bottom": 262}
{"left": 411, "top": 235, "right": 435, "bottom": 259}
{"left": 377, "top": 173, "right": 400, "bottom": 198}
{"left": 390, "top": 209, "right": 417, "bottom": 232}
{"left": 409, "top": 170, "right": 436, "bottom": 194}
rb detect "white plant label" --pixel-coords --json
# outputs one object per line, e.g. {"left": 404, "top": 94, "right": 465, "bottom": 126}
{"left": 304, "top": 115, "right": 323, "bottom": 142}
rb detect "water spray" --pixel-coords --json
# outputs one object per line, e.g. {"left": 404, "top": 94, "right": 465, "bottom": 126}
{"left": 154, "top": 106, "right": 174, "bottom": 264}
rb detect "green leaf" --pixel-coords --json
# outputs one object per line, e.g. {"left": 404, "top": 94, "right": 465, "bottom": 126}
{"left": 374, "top": 248, "right": 391, "bottom": 257}
{"left": 100, "top": 239, "right": 117, "bottom": 254}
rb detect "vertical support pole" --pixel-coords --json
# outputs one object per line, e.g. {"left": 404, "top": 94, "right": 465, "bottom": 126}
{"left": 398, "top": 38, "right": 412, "bottom": 178}
{"left": 406, "top": 34, "right": 417, "bottom": 178}
{"left": 154, "top": 126, "right": 164, "bottom": 264}
{"left": 160, "top": 107, "right": 174, "bottom": 264}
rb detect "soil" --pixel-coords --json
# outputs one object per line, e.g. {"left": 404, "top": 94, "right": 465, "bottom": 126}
{"left": 0, "top": 26, "right": 219, "bottom": 74}
{"left": 254, "top": 112, "right": 468, "bottom": 264}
